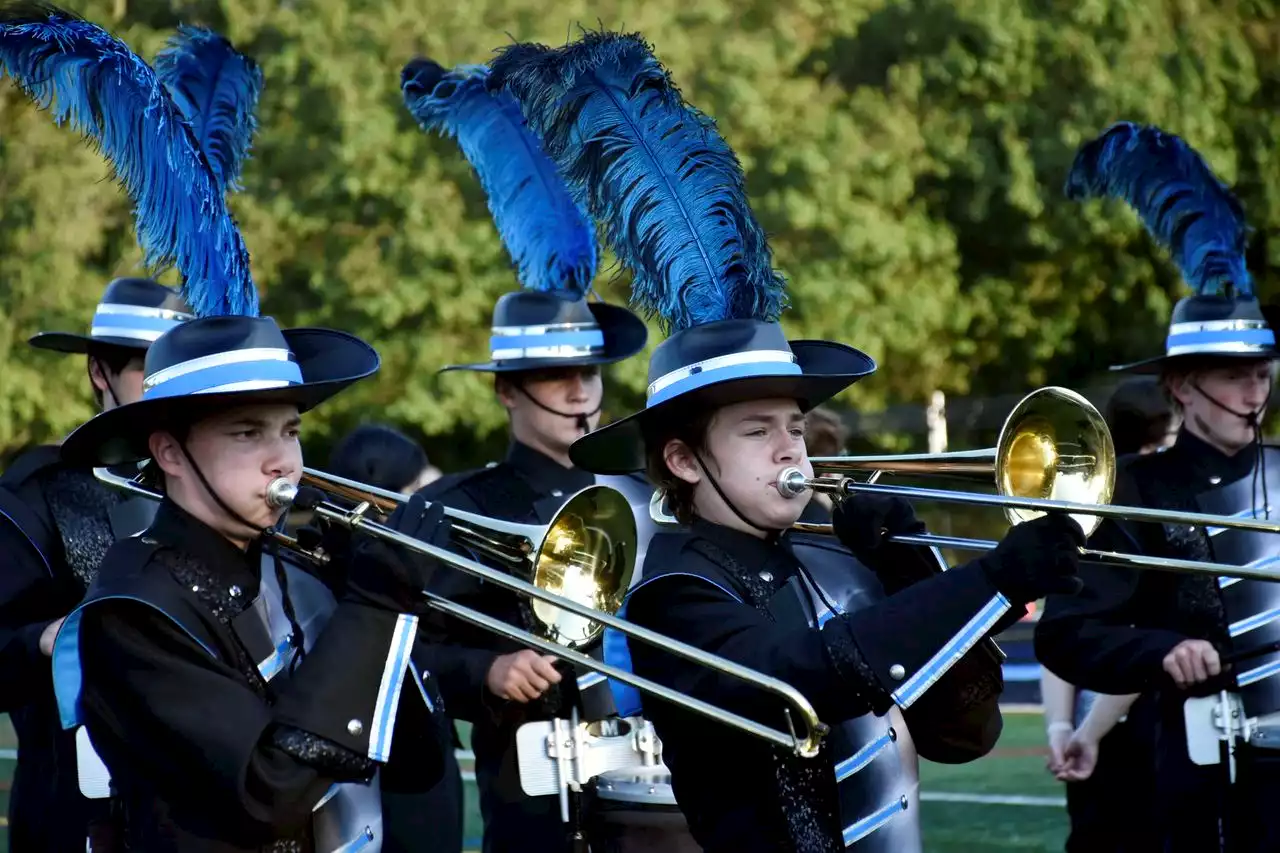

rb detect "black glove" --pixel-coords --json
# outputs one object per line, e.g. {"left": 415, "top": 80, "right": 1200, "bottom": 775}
{"left": 344, "top": 497, "right": 451, "bottom": 613}
{"left": 977, "top": 514, "right": 1085, "bottom": 605}
{"left": 831, "top": 493, "right": 927, "bottom": 554}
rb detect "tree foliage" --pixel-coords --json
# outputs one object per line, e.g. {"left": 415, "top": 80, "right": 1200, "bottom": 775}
{"left": 3, "top": 0, "right": 1279, "bottom": 468}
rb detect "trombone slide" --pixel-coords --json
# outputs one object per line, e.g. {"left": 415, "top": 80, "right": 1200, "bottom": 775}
{"left": 783, "top": 472, "right": 1280, "bottom": 581}
{"left": 95, "top": 467, "right": 828, "bottom": 758}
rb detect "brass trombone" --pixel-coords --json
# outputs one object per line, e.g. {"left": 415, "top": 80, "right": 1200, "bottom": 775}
{"left": 782, "top": 386, "right": 1280, "bottom": 581}
{"left": 94, "top": 467, "right": 828, "bottom": 758}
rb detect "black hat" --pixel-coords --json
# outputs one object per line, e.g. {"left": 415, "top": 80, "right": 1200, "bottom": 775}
{"left": 61, "top": 316, "right": 379, "bottom": 467}
{"left": 401, "top": 58, "right": 647, "bottom": 375}
{"left": 29, "top": 278, "right": 194, "bottom": 354}
{"left": 489, "top": 33, "right": 875, "bottom": 474}
{"left": 1064, "top": 122, "right": 1279, "bottom": 374}
{"left": 1111, "top": 294, "right": 1278, "bottom": 374}
{"left": 569, "top": 319, "right": 874, "bottom": 473}
{"left": 440, "top": 290, "right": 648, "bottom": 373}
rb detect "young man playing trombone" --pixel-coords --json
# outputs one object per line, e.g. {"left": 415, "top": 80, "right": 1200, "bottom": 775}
{"left": 488, "top": 32, "right": 1088, "bottom": 853}
{"left": 53, "top": 314, "right": 451, "bottom": 852}
{"left": 396, "top": 58, "right": 652, "bottom": 853}
{"left": 0, "top": 8, "right": 449, "bottom": 848}
{"left": 1036, "top": 123, "right": 1280, "bottom": 853}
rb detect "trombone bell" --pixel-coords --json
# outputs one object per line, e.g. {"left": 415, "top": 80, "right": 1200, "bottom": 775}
{"left": 531, "top": 486, "right": 638, "bottom": 646}
{"left": 995, "top": 387, "right": 1116, "bottom": 537}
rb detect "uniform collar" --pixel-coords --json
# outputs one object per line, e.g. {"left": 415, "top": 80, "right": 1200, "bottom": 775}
{"left": 690, "top": 517, "right": 796, "bottom": 572}
{"left": 505, "top": 440, "right": 595, "bottom": 495}
{"left": 149, "top": 498, "right": 263, "bottom": 586}
{"left": 1172, "top": 426, "right": 1258, "bottom": 486}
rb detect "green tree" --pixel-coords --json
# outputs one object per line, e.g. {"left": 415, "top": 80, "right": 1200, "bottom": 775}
{"left": 3, "top": 0, "right": 1279, "bottom": 471}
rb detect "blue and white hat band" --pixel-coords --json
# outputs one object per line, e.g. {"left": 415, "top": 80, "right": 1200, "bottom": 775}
{"left": 1166, "top": 320, "right": 1277, "bottom": 357}
{"left": 142, "top": 347, "right": 304, "bottom": 400}
{"left": 489, "top": 321, "right": 605, "bottom": 362}
{"left": 90, "top": 303, "right": 194, "bottom": 343}
{"left": 647, "top": 350, "right": 800, "bottom": 407}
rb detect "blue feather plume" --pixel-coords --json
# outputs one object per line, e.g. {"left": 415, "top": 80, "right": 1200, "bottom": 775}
{"left": 155, "top": 24, "right": 262, "bottom": 193}
{"left": 1065, "top": 121, "right": 1252, "bottom": 298}
{"left": 0, "top": 1, "right": 257, "bottom": 317}
{"left": 402, "top": 57, "right": 597, "bottom": 298}
{"left": 488, "top": 32, "right": 787, "bottom": 333}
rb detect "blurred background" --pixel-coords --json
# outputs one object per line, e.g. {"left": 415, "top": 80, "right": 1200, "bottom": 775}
{"left": 4, "top": 0, "right": 1280, "bottom": 848}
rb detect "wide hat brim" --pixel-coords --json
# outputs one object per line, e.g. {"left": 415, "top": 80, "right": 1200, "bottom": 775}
{"left": 439, "top": 303, "right": 647, "bottom": 373}
{"left": 569, "top": 339, "right": 875, "bottom": 474}
{"left": 1110, "top": 348, "right": 1280, "bottom": 375}
{"left": 61, "top": 328, "right": 379, "bottom": 468}
{"left": 28, "top": 332, "right": 150, "bottom": 355}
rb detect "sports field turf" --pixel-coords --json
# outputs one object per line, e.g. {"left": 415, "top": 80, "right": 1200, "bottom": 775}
{"left": 1, "top": 710, "right": 1070, "bottom": 852}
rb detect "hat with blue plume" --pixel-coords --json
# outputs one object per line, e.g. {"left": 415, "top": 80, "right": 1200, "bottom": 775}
{"left": 0, "top": 3, "right": 379, "bottom": 464}
{"left": 26, "top": 21, "right": 263, "bottom": 355}
{"left": 1065, "top": 121, "right": 1278, "bottom": 373}
{"left": 401, "top": 56, "right": 646, "bottom": 373}
{"left": 487, "top": 32, "right": 875, "bottom": 473}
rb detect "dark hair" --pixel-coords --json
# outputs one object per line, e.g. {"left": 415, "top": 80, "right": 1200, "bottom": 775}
{"left": 644, "top": 404, "right": 716, "bottom": 525}
{"left": 1105, "top": 377, "right": 1176, "bottom": 456}
{"left": 804, "top": 406, "right": 847, "bottom": 457}
{"left": 86, "top": 344, "right": 142, "bottom": 408}
{"left": 329, "top": 424, "right": 428, "bottom": 493}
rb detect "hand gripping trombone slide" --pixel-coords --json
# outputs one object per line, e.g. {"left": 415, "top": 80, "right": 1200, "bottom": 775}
{"left": 95, "top": 467, "right": 829, "bottom": 757}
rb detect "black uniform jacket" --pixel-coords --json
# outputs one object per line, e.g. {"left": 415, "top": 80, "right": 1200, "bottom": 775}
{"left": 393, "top": 443, "right": 594, "bottom": 748}
{"left": 68, "top": 500, "right": 443, "bottom": 852}
{"left": 0, "top": 446, "right": 139, "bottom": 852}
{"left": 623, "top": 520, "right": 1006, "bottom": 853}
{"left": 1035, "top": 430, "right": 1246, "bottom": 695}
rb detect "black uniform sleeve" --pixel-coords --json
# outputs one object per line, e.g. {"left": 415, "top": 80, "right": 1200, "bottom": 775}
{"left": 625, "top": 574, "right": 881, "bottom": 726}
{"left": 857, "top": 541, "right": 1004, "bottom": 763}
{"left": 0, "top": 490, "right": 68, "bottom": 713}
{"left": 823, "top": 561, "right": 1010, "bottom": 711}
{"left": 79, "top": 597, "right": 429, "bottom": 836}
{"left": 389, "top": 486, "right": 505, "bottom": 723}
{"left": 1033, "top": 466, "right": 1188, "bottom": 694}
{"left": 1034, "top": 537, "right": 1186, "bottom": 694}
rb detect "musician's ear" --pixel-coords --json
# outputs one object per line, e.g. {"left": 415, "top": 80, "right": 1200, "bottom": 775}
{"left": 149, "top": 430, "right": 185, "bottom": 480}
{"left": 663, "top": 438, "right": 702, "bottom": 486}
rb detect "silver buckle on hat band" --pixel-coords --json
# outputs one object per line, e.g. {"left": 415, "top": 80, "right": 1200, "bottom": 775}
{"left": 94, "top": 303, "right": 195, "bottom": 322}
{"left": 491, "top": 321, "right": 602, "bottom": 337}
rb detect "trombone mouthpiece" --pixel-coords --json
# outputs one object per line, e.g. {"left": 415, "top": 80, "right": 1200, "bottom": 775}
{"left": 776, "top": 468, "right": 810, "bottom": 500}
{"left": 266, "top": 478, "right": 299, "bottom": 510}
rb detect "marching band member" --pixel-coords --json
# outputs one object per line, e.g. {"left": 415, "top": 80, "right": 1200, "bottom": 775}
{"left": 0, "top": 277, "right": 193, "bottom": 852}
{"left": 3, "top": 7, "right": 447, "bottom": 849}
{"left": 1039, "top": 378, "right": 1174, "bottom": 853}
{"left": 0, "top": 17, "right": 258, "bottom": 851}
{"left": 1036, "top": 123, "right": 1280, "bottom": 853}
{"left": 53, "top": 314, "right": 447, "bottom": 853}
{"left": 489, "top": 32, "right": 1086, "bottom": 853}
{"left": 395, "top": 58, "right": 651, "bottom": 853}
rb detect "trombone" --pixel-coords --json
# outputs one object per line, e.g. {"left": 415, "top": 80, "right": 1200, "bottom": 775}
{"left": 94, "top": 467, "right": 828, "bottom": 758}
{"left": 782, "top": 386, "right": 1280, "bottom": 582}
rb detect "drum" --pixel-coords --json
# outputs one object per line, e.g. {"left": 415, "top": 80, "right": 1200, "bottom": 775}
{"left": 588, "top": 767, "right": 700, "bottom": 853}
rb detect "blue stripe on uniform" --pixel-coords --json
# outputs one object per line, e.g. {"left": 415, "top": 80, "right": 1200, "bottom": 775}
{"left": 891, "top": 593, "right": 1011, "bottom": 708}
{"left": 368, "top": 614, "right": 418, "bottom": 762}
{"left": 842, "top": 796, "right": 907, "bottom": 847}
{"left": 1239, "top": 657, "right": 1280, "bottom": 688}
{"left": 834, "top": 729, "right": 893, "bottom": 782}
